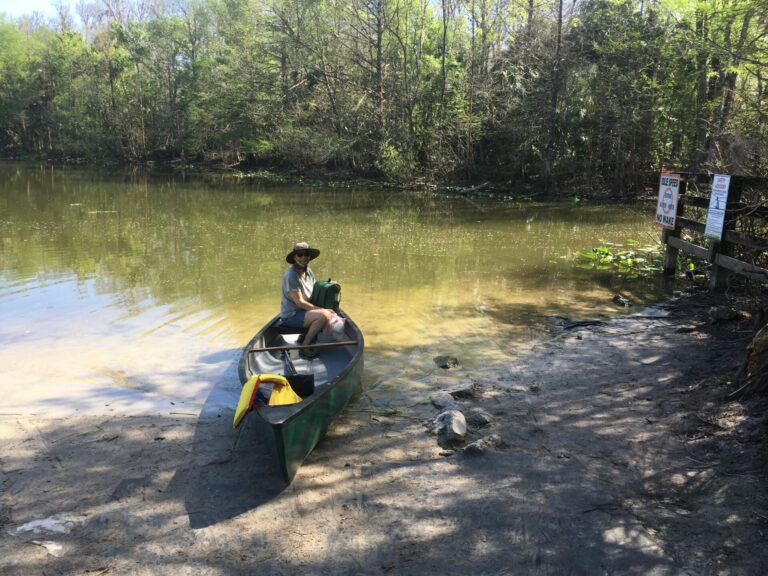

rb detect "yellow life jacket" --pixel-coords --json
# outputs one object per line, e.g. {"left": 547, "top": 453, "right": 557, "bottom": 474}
{"left": 233, "top": 373, "right": 301, "bottom": 428}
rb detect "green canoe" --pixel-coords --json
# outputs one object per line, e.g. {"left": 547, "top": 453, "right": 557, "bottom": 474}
{"left": 237, "top": 311, "right": 364, "bottom": 483}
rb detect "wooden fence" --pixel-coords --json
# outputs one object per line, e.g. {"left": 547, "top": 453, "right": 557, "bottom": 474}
{"left": 660, "top": 173, "right": 768, "bottom": 290}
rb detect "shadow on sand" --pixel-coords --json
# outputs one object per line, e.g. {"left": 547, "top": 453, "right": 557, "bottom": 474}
{"left": 166, "top": 349, "right": 289, "bottom": 529}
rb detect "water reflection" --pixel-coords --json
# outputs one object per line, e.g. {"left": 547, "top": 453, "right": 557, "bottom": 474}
{"left": 0, "top": 162, "right": 672, "bottom": 415}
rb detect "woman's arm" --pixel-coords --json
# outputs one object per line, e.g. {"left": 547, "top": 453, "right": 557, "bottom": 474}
{"left": 289, "top": 290, "right": 320, "bottom": 311}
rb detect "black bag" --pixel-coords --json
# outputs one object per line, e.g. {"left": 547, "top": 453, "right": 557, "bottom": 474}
{"left": 310, "top": 279, "right": 341, "bottom": 312}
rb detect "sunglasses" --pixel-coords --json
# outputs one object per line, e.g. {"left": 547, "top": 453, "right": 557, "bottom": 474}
{"left": 295, "top": 251, "right": 311, "bottom": 258}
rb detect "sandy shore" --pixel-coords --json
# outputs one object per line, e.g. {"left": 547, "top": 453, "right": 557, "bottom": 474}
{"left": 2, "top": 291, "right": 767, "bottom": 575}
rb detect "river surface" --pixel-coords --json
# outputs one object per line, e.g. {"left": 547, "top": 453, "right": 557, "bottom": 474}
{"left": 0, "top": 162, "right": 674, "bottom": 417}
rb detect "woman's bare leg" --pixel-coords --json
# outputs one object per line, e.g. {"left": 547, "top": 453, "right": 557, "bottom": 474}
{"left": 303, "top": 309, "right": 332, "bottom": 348}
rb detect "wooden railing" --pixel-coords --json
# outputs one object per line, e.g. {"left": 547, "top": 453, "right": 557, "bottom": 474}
{"left": 660, "top": 173, "right": 768, "bottom": 290}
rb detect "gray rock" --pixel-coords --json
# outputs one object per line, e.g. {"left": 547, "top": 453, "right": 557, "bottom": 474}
{"left": 612, "top": 294, "right": 631, "bottom": 307}
{"left": 430, "top": 391, "right": 457, "bottom": 410}
{"left": 434, "top": 355, "right": 461, "bottom": 369}
{"left": 464, "top": 433, "right": 505, "bottom": 455}
{"left": 709, "top": 306, "right": 740, "bottom": 322}
{"left": 448, "top": 381, "right": 476, "bottom": 399}
{"left": 433, "top": 410, "right": 467, "bottom": 442}
{"left": 467, "top": 409, "right": 493, "bottom": 428}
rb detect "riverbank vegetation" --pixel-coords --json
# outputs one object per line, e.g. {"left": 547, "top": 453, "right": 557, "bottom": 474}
{"left": 575, "top": 241, "right": 665, "bottom": 279}
{"left": 1, "top": 0, "right": 766, "bottom": 193}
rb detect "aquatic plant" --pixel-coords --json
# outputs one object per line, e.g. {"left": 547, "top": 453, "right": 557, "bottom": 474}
{"left": 574, "top": 240, "right": 665, "bottom": 279}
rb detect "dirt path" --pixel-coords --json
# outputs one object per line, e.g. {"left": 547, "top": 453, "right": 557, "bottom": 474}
{"left": 2, "top": 293, "right": 767, "bottom": 575}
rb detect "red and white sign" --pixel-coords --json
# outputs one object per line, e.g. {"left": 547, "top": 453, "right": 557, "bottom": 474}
{"left": 655, "top": 173, "right": 680, "bottom": 229}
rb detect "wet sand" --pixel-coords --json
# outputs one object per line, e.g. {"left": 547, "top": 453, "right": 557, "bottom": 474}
{"left": 2, "top": 291, "right": 767, "bottom": 575}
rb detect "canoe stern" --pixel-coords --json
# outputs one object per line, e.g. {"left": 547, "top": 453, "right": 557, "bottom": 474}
{"left": 256, "top": 352, "right": 363, "bottom": 483}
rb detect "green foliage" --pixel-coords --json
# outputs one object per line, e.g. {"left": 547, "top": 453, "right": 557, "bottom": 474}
{"left": 376, "top": 143, "right": 415, "bottom": 183}
{"left": 0, "top": 0, "right": 765, "bottom": 186}
{"left": 575, "top": 241, "right": 664, "bottom": 279}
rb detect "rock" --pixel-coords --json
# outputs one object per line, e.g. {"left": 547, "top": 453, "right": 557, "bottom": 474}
{"left": 709, "top": 306, "right": 740, "bottom": 323}
{"left": 434, "top": 355, "right": 461, "bottom": 369}
{"left": 433, "top": 410, "right": 467, "bottom": 442}
{"left": 565, "top": 320, "right": 607, "bottom": 330}
{"left": 746, "top": 324, "right": 768, "bottom": 377}
{"left": 448, "top": 381, "right": 476, "bottom": 399}
{"left": 464, "top": 433, "right": 505, "bottom": 455}
{"left": 30, "top": 540, "right": 65, "bottom": 557}
{"left": 467, "top": 409, "right": 493, "bottom": 428}
{"left": 612, "top": 294, "right": 631, "bottom": 307}
{"left": 430, "top": 391, "right": 457, "bottom": 410}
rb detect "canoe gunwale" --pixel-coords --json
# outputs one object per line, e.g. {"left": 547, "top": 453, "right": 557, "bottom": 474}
{"left": 237, "top": 310, "right": 364, "bottom": 428}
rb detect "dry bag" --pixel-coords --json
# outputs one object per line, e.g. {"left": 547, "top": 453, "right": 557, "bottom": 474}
{"left": 310, "top": 279, "right": 341, "bottom": 312}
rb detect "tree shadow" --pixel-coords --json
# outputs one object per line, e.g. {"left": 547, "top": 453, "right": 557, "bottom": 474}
{"left": 3, "top": 302, "right": 765, "bottom": 575}
{"left": 165, "top": 415, "right": 288, "bottom": 529}
{"left": 165, "top": 350, "right": 289, "bottom": 528}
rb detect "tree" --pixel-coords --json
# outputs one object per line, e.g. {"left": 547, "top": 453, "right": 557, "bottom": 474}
{"left": 0, "top": 0, "right": 766, "bottom": 189}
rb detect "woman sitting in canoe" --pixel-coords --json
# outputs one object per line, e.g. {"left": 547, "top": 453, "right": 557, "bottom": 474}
{"left": 277, "top": 242, "right": 334, "bottom": 358}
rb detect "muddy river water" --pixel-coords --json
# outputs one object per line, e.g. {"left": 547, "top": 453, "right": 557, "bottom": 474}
{"left": 0, "top": 163, "right": 674, "bottom": 417}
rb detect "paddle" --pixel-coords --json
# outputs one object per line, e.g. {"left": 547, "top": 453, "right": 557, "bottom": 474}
{"left": 283, "top": 350, "right": 315, "bottom": 398}
{"left": 248, "top": 340, "right": 358, "bottom": 354}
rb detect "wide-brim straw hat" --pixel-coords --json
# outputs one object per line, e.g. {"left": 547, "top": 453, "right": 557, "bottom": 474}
{"left": 286, "top": 242, "right": 320, "bottom": 263}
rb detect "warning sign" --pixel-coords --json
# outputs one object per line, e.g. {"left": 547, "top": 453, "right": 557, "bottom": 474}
{"left": 655, "top": 173, "right": 680, "bottom": 229}
{"left": 704, "top": 174, "right": 731, "bottom": 240}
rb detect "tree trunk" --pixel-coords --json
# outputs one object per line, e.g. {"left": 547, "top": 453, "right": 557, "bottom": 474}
{"left": 543, "top": 0, "right": 563, "bottom": 194}
{"left": 440, "top": 0, "right": 448, "bottom": 119}
{"left": 691, "top": 9, "right": 709, "bottom": 172}
{"left": 716, "top": 10, "right": 753, "bottom": 139}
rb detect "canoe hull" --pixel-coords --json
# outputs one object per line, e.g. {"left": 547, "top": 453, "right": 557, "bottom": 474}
{"left": 238, "top": 312, "right": 364, "bottom": 483}
{"left": 253, "top": 355, "right": 363, "bottom": 482}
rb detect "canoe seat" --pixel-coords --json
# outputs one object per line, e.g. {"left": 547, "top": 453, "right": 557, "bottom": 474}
{"left": 273, "top": 324, "right": 308, "bottom": 336}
